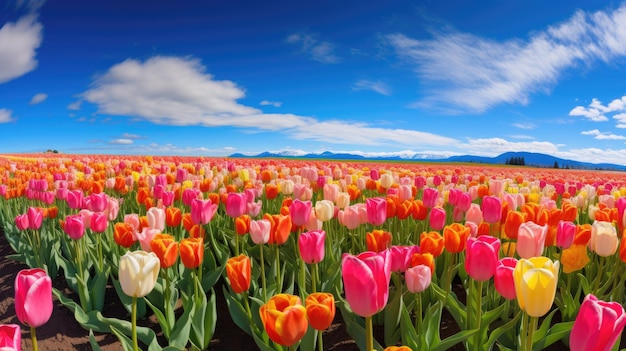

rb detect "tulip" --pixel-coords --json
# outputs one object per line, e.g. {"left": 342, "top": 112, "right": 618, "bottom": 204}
{"left": 481, "top": 195, "right": 502, "bottom": 224}
{"left": 494, "top": 257, "right": 517, "bottom": 300}
{"left": 561, "top": 244, "right": 590, "bottom": 274}
{"left": 504, "top": 210, "right": 525, "bottom": 239}
{"left": 14, "top": 214, "right": 28, "bottom": 231}
{"left": 226, "top": 192, "right": 248, "bottom": 218}
{"left": 570, "top": 294, "right": 626, "bottom": 351}
{"left": 305, "top": 292, "right": 336, "bottom": 331}
{"left": 428, "top": 206, "right": 446, "bottom": 231}
{"left": 314, "top": 200, "right": 334, "bottom": 222}
{"left": 226, "top": 254, "right": 251, "bottom": 294}
{"left": 289, "top": 199, "right": 312, "bottom": 227}
{"left": 15, "top": 268, "right": 53, "bottom": 328}
{"left": 63, "top": 214, "right": 85, "bottom": 240}
{"left": 89, "top": 192, "right": 108, "bottom": 212}
{"left": 366, "top": 197, "right": 387, "bottom": 226}
{"left": 443, "top": 223, "right": 470, "bottom": 253}
{"left": 298, "top": 230, "right": 326, "bottom": 264}
{"left": 190, "top": 198, "right": 217, "bottom": 225}
{"left": 338, "top": 206, "right": 361, "bottom": 230}
{"left": 90, "top": 212, "right": 108, "bottom": 233}
{"left": 422, "top": 187, "right": 438, "bottom": 209}
{"left": 259, "top": 294, "right": 308, "bottom": 346}
{"left": 150, "top": 233, "right": 179, "bottom": 269}
{"left": 0, "top": 324, "right": 20, "bottom": 351}
{"left": 405, "top": 265, "right": 432, "bottom": 293}
{"left": 516, "top": 222, "right": 548, "bottom": 259}
{"left": 556, "top": 220, "right": 576, "bottom": 250}
{"left": 366, "top": 230, "right": 392, "bottom": 253}
{"left": 513, "top": 257, "right": 559, "bottom": 317}
{"left": 589, "top": 221, "right": 619, "bottom": 257}
{"left": 385, "top": 347, "right": 412, "bottom": 351}
{"left": 179, "top": 237, "right": 204, "bottom": 269}
{"left": 390, "top": 245, "right": 420, "bottom": 273}
{"left": 26, "top": 207, "right": 42, "bottom": 230}
{"left": 136, "top": 227, "right": 160, "bottom": 252}
{"left": 67, "top": 189, "right": 84, "bottom": 209}
{"left": 465, "top": 203, "right": 483, "bottom": 225}
{"left": 114, "top": 222, "right": 137, "bottom": 248}
{"left": 465, "top": 235, "right": 501, "bottom": 281}
{"left": 165, "top": 207, "right": 182, "bottom": 228}
{"left": 147, "top": 207, "right": 165, "bottom": 232}
{"left": 420, "top": 231, "right": 444, "bottom": 257}
{"left": 266, "top": 214, "right": 292, "bottom": 245}
{"left": 341, "top": 250, "right": 391, "bottom": 317}
{"left": 249, "top": 219, "right": 271, "bottom": 245}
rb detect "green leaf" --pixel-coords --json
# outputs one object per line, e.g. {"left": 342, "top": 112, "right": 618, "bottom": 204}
{"left": 430, "top": 281, "right": 467, "bottom": 327}
{"left": 299, "top": 325, "right": 318, "bottom": 351}
{"left": 533, "top": 309, "right": 557, "bottom": 342}
{"left": 533, "top": 321, "right": 574, "bottom": 350}
{"left": 89, "top": 329, "right": 103, "bottom": 351}
{"left": 169, "top": 295, "right": 193, "bottom": 349}
{"left": 399, "top": 301, "right": 420, "bottom": 351}
{"left": 251, "top": 321, "right": 285, "bottom": 351}
{"left": 337, "top": 299, "right": 384, "bottom": 351}
{"left": 484, "top": 310, "right": 522, "bottom": 351}
{"left": 223, "top": 285, "right": 253, "bottom": 336}
{"left": 145, "top": 296, "right": 171, "bottom": 340}
{"left": 112, "top": 277, "right": 147, "bottom": 318}
{"left": 190, "top": 286, "right": 217, "bottom": 350}
{"left": 432, "top": 328, "right": 478, "bottom": 351}
{"left": 384, "top": 287, "right": 403, "bottom": 346}
{"left": 89, "top": 266, "right": 110, "bottom": 312}
{"left": 109, "top": 325, "right": 134, "bottom": 351}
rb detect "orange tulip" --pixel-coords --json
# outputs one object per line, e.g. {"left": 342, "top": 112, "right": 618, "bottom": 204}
{"left": 561, "top": 202, "right": 578, "bottom": 222}
{"left": 420, "top": 231, "right": 444, "bottom": 257}
{"left": 386, "top": 197, "right": 397, "bottom": 218}
{"left": 410, "top": 252, "right": 435, "bottom": 274}
{"left": 179, "top": 237, "right": 204, "bottom": 269}
{"left": 165, "top": 207, "right": 182, "bottom": 228}
{"left": 114, "top": 222, "right": 136, "bottom": 248}
{"left": 504, "top": 210, "right": 526, "bottom": 240}
{"left": 385, "top": 347, "right": 412, "bottom": 351}
{"left": 265, "top": 184, "right": 279, "bottom": 200}
{"left": 226, "top": 254, "right": 251, "bottom": 294}
{"left": 573, "top": 224, "right": 592, "bottom": 246}
{"left": 443, "top": 223, "right": 470, "bottom": 253}
{"left": 366, "top": 230, "right": 393, "bottom": 253}
{"left": 182, "top": 213, "right": 195, "bottom": 232}
{"left": 411, "top": 200, "right": 427, "bottom": 220}
{"left": 46, "top": 206, "right": 58, "bottom": 219}
{"left": 561, "top": 244, "right": 590, "bottom": 274}
{"left": 396, "top": 200, "right": 413, "bottom": 220}
{"left": 207, "top": 192, "right": 220, "bottom": 207}
{"left": 264, "top": 214, "right": 292, "bottom": 245}
{"left": 187, "top": 224, "right": 205, "bottom": 239}
{"left": 150, "top": 233, "right": 179, "bottom": 269}
{"left": 477, "top": 222, "right": 491, "bottom": 236}
{"left": 136, "top": 187, "right": 151, "bottom": 207}
{"left": 305, "top": 292, "right": 336, "bottom": 331}
{"left": 259, "top": 294, "right": 308, "bottom": 346}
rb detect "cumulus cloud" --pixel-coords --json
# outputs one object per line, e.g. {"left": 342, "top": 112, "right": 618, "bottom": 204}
{"left": 570, "top": 95, "right": 626, "bottom": 122}
{"left": 286, "top": 33, "right": 340, "bottom": 63}
{"left": 352, "top": 80, "right": 392, "bottom": 96}
{"left": 260, "top": 100, "right": 282, "bottom": 107}
{"left": 460, "top": 138, "right": 561, "bottom": 156}
{"left": 0, "top": 109, "right": 15, "bottom": 123}
{"left": 614, "top": 113, "right": 626, "bottom": 128}
{"left": 0, "top": 15, "right": 43, "bottom": 84}
{"left": 386, "top": 3, "right": 626, "bottom": 113}
{"left": 29, "top": 92, "right": 47, "bottom": 105}
{"left": 581, "top": 129, "right": 626, "bottom": 140}
{"left": 81, "top": 56, "right": 457, "bottom": 148}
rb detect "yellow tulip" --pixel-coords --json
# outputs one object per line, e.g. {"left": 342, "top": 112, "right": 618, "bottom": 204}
{"left": 513, "top": 257, "right": 559, "bottom": 317}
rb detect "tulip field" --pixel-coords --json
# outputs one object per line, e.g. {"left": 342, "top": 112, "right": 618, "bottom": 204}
{"left": 2, "top": 153, "right": 626, "bottom": 351}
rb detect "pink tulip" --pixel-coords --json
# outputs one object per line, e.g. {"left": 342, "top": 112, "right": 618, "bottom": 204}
{"left": 124, "top": 214, "right": 141, "bottom": 232}
{"left": 390, "top": 245, "right": 420, "bottom": 273}
{"left": 136, "top": 228, "right": 160, "bottom": 252}
{"left": 366, "top": 197, "right": 387, "bottom": 226}
{"left": 15, "top": 214, "right": 29, "bottom": 231}
{"left": 516, "top": 221, "right": 548, "bottom": 259}
{"left": 90, "top": 212, "right": 108, "bottom": 233}
{"left": 182, "top": 188, "right": 201, "bottom": 207}
{"left": 341, "top": 250, "right": 391, "bottom": 317}
{"left": 465, "top": 235, "right": 500, "bottom": 281}
{"left": 570, "top": 294, "right": 626, "bottom": 351}
{"left": 428, "top": 207, "right": 446, "bottom": 231}
{"left": 67, "top": 190, "right": 84, "bottom": 209}
{"left": 338, "top": 206, "right": 361, "bottom": 230}
{"left": 494, "top": 257, "right": 517, "bottom": 300}
{"left": 226, "top": 192, "right": 248, "bottom": 218}
{"left": 191, "top": 198, "right": 217, "bottom": 225}
{"left": 481, "top": 195, "right": 502, "bottom": 224}
{"left": 0, "top": 324, "right": 20, "bottom": 350}
{"left": 465, "top": 203, "right": 483, "bottom": 225}
{"left": 414, "top": 176, "right": 426, "bottom": 189}
{"left": 304, "top": 210, "right": 323, "bottom": 231}
{"left": 293, "top": 184, "right": 312, "bottom": 201}
{"left": 323, "top": 183, "right": 340, "bottom": 202}
{"left": 249, "top": 219, "right": 271, "bottom": 244}
{"left": 79, "top": 209, "right": 94, "bottom": 230}
{"left": 161, "top": 190, "right": 175, "bottom": 207}
{"left": 289, "top": 199, "right": 312, "bottom": 227}
{"left": 89, "top": 192, "right": 108, "bottom": 212}
{"left": 556, "top": 220, "right": 576, "bottom": 250}
{"left": 298, "top": 230, "right": 326, "bottom": 264}
{"left": 147, "top": 207, "right": 165, "bottom": 232}
{"left": 15, "top": 268, "right": 53, "bottom": 328}
{"left": 247, "top": 200, "right": 262, "bottom": 217}
{"left": 63, "top": 214, "right": 85, "bottom": 240}
{"left": 106, "top": 197, "right": 120, "bottom": 221}
{"left": 422, "top": 188, "right": 438, "bottom": 209}
{"left": 405, "top": 265, "right": 432, "bottom": 293}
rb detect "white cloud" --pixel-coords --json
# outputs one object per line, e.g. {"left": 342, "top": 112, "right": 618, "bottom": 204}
{"left": 352, "top": 80, "right": 392, "bottom": 96}
{"left": 286, "top": 33, "right": 339, "bottom": 63}
{"left": 614, "top": 113, "right": 626, "bottom": 128}
{"left": 81, "top": 56, "right": 457, "bottom": 148}
{"left": 386, "top": 3, "right": 626, "bottom": 113}
{"left": 29, "top": 92, "right": 47, "bottom": 105}
{"left": 568, "top": 105, "right": 609, "bottom": 121}
{"left": 0, "top": 15, "right": 42, "bottom": 84}
{"left": 109, "top": 139, "right": 134, "bottom": 145}
{"left": 461, "top": 138, "right": 561, "bottom": 156}
{"left": 0, "top": 109, "right": 15, "bottom": 123}
{"left": 581, "top": 129, "right": 626, "bottom": 140}
{"left": 511, "top": 122, "right": 536, "bottom": 130}
{"left": 570, "top": 95, "right": 626, "bottom": 122}
{"left": 260, "top": 100, "right": 282, "bottom": 107}
{"left": 67, "top": 100, "right": 82, "bottom": 110}
{"left": 122, "top": 133, "right": 141, "bottom": 139}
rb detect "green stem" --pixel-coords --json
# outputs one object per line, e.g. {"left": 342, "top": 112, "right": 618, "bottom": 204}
{"left": 520, "top": 311, "right": 528, "bottom": 351}
{"left": 365, "top": 315, "right": 373, "bottom": 351}
{"left": 260, "top": 244, "right": 267, "bottom": 301}
{"left": 414, "top": 292, "right": 422, "bottom": 333}
{"left": 474, "top": 280, "right": 484, "bottom": 348}
{"left": 243, "top": 292, "right": 252, "bottom": 320}
{"left": 163, "top": 269, "right": 172, "bottom": 336}
{"left": 594, "top": 255, "right": 605, "bottom": 296}
{"left": 526, "top": 316, "right": 538, "bottom": 351}
{"left": 235, "top": 230, "right": 240, "bottom": 256}
{"left": 97, "top": 231, "right": 104, "bottom": 271}
{"left": 132, "top": 296, "right": 138, "bottom": 351}
{"left": 275, "top": 245, "right": 282, "bottom": 292}
{"left": 317, "top": 328, "right": 324, "bottom": 351}
{"left": 311, "top": 263, "right": 318, "bottom": 294}
{"left": 31, "top": 326, "right": 38, "bottom": 351}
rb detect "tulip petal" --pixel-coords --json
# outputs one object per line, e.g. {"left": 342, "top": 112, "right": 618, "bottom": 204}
{"left": 23, "top": 276, "right": 53, "bottom": 327}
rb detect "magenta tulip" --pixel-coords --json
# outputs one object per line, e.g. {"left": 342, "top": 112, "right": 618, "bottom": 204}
{"left": 63, "top": 214, "right": 85, "bottom": 240}
{"left": 226, "top": 192, "right": 248, "bottom": 218}
{"left": 298, "top": 230, "right": 326, "bottom": 264}
{"left": 88, "top": 192, "right": 108, "bottom": 212}
{"left": 516, "top": 221, "right": 548, "bottom": 259}
{"left": 341, "top": 250, "right": 392, "bottom": 317}
{"left": 14, "top": 214, "right": 29, "bottom": 231}
{"left": 405, "top": 265, "right": 432, "bottom": 293}
{"left": 428, "top": 206, "right": 446, "bottom": 231}
{"left": 15, "top": 268, "right": 53, "bottom": 328}
{"left": 422, "top": 187, "right": 439, "bottom": 209}
{"left": 90, "top": 212, "right": 108, "bottom": 233}
{"left": 494, "top": 257, "right": 517, "bottom": 300}
{"left": 289, "top": 199, "right": 312, "bottom": 227}
{"left": 570, "top": 294, "right": 626, "bottom": 351}
{"left": 366, "top": 197, "right": 387, "bottom": 226}
{"left": 26, "top": 207, "right": 42, "bottom": 230}
{"left": 161, "top": 190, "right": 175, "bottom": 207}
{"left": 182, "top": 188, "right": 201, "bottom": 207}
{"left": 67, "top": 190, "right": 84, "bottom": 209}
{"left": 0, "top": 324, "right": 20, "bottom": 350}
{"left": 390, "top": 245, "right": 420, "bottom": 273}
{"left": 191, "top": 198, "right": 217, "bottom": 225}
{"left": 465, "top": 235, "right": 501, "bottom": 281}
{"left": 481, "top": 195, "right": 502, "bottom": 224}
{"left": 556, "top": 220, "right": 576, "bottom": 250}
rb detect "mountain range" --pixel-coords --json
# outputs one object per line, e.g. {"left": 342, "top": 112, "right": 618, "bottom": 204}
{"left": 229, "top": 151, "right": 626, "bottom": 171}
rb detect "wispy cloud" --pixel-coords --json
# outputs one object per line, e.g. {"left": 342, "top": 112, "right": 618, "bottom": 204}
{"left": 286, "top": 32, "right": 339, "bottom": 63}
{"left": 570, "top": 95, "right": 626, "bottom": 122}
{"left": 29, "top": 92, "right": 47, "bottom": 105}
{"left": 614, "top": 113, "right": 626, "bottom": 128}
{"left": 352, "top": 80, "right": 391, "bottom": 96}
{"left": 260, "top": 100, "right": 282, "bottom": 107}
{"left": 461, "top": 138, "right": 561, "bottom": 156}
{"left": 0, "top": 109, "right": 15, "bottom": 123}
{"left": 581, "top": 129, "right": 626, "bottom": 140}
{"left": 109, "top": 138, "right": 134, "bottom": 145}
{"left": 0, "top": 14, "right": 43, "bottom": 84}
{"left": 67, "top": 100, "right": 82, "bottom": 110}
{"left": 122, "top": 133, "right": 142, "bottom": 139}
{"left": 511, "top": 122, "right": 536, "bottom": 130}
{"left": 81, "top": 56, "right": 457, "bottom": 148}
{"left": 386, "top": 4, "right": 626, "bottom": 113}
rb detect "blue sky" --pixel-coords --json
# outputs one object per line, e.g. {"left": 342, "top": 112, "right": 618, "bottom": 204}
{"left": 2, "top": 1, "right": 626, "bottom": 165}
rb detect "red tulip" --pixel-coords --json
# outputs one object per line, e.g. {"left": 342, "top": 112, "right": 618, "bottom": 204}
{"left": 0, "top": 324, "right": 20, "bottom": 350}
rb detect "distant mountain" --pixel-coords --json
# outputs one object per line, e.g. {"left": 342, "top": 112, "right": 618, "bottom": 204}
{"left": 229, "top": 150, "right": 626, "bottom": 171}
